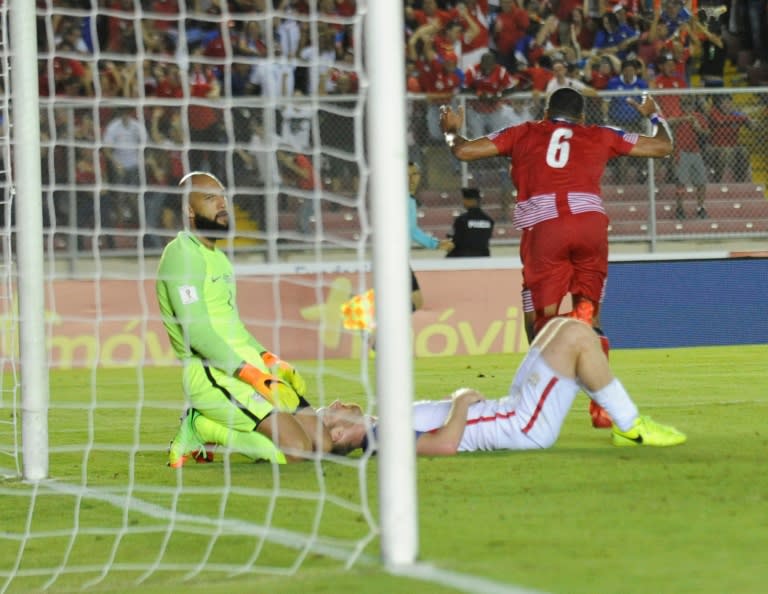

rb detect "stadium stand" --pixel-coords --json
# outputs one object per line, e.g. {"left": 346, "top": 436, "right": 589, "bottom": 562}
{"left": 26, "top": 0, "right": 768, "bottom": 255}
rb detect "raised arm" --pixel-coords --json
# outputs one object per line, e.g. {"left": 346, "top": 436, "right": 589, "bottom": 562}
{"left": 439, "top": 105, "right": 501, "bottom": 161}
{"left": 457, "top": 3, "right": 481, "bottom": 44}
{"left": 694, "top": 15, "right": 724, "bottom": 49}
{"left": 407, "top": 23, "right": 439, "bottom": 63}
{"left": 415, "top": 388, "right": 485, "bottom": 456}
{"left": 626, "top": 95, "right": 674, "bottom": 158}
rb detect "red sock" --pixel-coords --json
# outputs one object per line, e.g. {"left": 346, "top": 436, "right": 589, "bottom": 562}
{"left": 570, "top": 299, "right": 594, "bottom": 325}
{"left": 590, "top": 331, "right": 613, "bottom": 428}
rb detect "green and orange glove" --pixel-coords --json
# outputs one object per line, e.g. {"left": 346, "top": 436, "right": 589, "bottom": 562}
{"left": 260, "top": 351, "right": 307, "bottom": 400}
{"left": 236, "top": 363, "right": 301, "bottom": 411}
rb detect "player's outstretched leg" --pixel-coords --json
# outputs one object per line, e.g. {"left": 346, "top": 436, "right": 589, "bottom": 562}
{"left": 577, "top": 350, "right": 686, "bottom": 448}
{"left": 168, "top": 409, "right": 214, "bottom": 468}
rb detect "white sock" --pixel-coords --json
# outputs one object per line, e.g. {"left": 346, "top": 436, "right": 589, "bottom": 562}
{"left": 585, "top": 378, "right": 639, "bottom": 431}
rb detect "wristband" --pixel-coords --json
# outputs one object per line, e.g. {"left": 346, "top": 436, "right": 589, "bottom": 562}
{"left": 444, "top": 132, "right": 456, "bottom": 147}
{"left": 649, "top": 112, "right": 673, "bottom": 147}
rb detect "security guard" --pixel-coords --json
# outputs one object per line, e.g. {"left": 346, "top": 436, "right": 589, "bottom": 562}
{"left": 446, "top": 188, "right": 495, "bottom": 257}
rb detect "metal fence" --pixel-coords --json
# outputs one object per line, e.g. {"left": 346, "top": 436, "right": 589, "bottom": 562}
{"left": 409, "top": 87, "right": 768, "bottom": 252}
{"left": 10, "top": 87, "right": 768, "bottom": 267}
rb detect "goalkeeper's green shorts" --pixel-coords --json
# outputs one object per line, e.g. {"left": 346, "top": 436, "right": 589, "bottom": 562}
{"left": 182, "top": 359, "right": 301, "bottom": 430}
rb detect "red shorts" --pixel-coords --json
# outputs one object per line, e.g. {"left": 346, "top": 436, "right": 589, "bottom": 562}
{"left": 520, "top": 212, "right": 608, "bottom": 312}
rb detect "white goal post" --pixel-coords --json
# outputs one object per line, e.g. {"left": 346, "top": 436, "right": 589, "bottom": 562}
{"left": 10, "top": 0, "right": 49, "bottom": 483}
{"left": 366, "top": 0, "right": 418, "bottom": 568}
{"left": 2, "top": 0, "right": 418, "bottom": 588}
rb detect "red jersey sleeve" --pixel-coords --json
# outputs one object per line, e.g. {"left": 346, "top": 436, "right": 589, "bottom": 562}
{"left": 488, "top": 122, "right": 528, "bottom": 154}
{"left": 600, "top": 125, "right": 638, "bottom": 156}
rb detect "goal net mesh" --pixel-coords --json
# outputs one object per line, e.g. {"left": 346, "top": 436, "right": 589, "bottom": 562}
{"left": 0, "top": 1, "right": 383, "bottom": 591}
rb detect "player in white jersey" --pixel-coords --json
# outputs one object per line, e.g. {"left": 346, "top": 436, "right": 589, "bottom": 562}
{"left": 319, "top": 317, "right": 686, "bottom": 455}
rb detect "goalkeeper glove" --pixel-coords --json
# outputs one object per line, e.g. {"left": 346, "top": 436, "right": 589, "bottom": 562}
{"left": 260, "top": 351, "right": 307, "bottom": 399}
{"left": 236, "top": 363, "right": 301, "bottom": 411}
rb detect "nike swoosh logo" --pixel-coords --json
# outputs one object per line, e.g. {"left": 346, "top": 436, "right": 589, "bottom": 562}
{"left": 625, "top": 434, "right": 643, "bottom": 443}
{"left": 211, "top": 275, "right": 222, "bottom": 282}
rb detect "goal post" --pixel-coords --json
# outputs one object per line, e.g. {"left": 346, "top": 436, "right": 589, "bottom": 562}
{"left": 366, "top": 0, "right": 419, "bottom": 568}
{"left": 10, "top": 0, "right": 49, "bottom": 481}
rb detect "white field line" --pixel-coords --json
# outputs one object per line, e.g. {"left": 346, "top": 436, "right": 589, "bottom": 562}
{"left": 1, "top": 478, "right": 544, "bottom": 594}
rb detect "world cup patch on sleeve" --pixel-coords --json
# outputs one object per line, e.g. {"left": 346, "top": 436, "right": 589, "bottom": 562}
{"left": 178, "top": 285, "right": 199, "bottom": 305}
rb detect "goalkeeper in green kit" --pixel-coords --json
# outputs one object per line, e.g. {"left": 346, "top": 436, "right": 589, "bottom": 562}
{"left": 157, "top": 171, "right": 331, "bottom": 466}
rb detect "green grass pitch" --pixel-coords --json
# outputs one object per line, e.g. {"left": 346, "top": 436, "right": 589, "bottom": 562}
{"left": 1, "top": 344, "right": 766, "bottom": 594}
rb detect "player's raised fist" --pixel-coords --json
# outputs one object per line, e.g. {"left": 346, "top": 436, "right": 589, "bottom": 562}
{"left": 439, "top": 105, "right": 464, "bottom": 134}
{"left": 627, "top": 93, "right": 660, "bottom": 118}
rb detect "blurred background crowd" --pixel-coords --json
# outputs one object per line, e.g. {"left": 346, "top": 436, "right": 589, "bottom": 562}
{"left": 37, "top": 0, "right": 768, "bottom": 103}
{"left": 6, "top": 0, "right": 768, "bottom": 248}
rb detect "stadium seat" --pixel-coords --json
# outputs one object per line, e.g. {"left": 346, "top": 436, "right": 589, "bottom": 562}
{"left": 268, "top": 182, "right": 768, "bottom": 248}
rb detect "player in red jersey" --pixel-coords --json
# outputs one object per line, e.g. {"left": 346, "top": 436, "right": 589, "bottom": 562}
{"left": 440, "top": 88, "right": 673, "bottom": 428}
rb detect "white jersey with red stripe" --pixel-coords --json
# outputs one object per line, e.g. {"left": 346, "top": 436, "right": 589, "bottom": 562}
{"left": 409, "top": 347, "right": 580, "bottom": 451}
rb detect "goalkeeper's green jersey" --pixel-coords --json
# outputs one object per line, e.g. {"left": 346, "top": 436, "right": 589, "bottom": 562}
{"left": 156, "top": 231, "right": 267, "bottom": 375}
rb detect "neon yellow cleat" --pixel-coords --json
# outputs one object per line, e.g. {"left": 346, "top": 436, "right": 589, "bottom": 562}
{"left": 168, "top": 409, "right": 214, "bottom": 468}
{"left": 612, "top": 415, "right": 687, "bottom": 447}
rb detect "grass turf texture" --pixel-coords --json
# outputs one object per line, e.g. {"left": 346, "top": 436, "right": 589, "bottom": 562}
{"left": 1, "top": 344, "right": 766, "bottom": 594}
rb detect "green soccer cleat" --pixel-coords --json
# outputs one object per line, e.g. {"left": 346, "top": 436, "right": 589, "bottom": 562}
{"left": 612, "top": 415, "right": 687, "bottom": 447}
{"left": 168, "top": 409, "right": 214, "bottom": 468}
{"left": 193, "top": 413, "right": 286, "bottom": 464}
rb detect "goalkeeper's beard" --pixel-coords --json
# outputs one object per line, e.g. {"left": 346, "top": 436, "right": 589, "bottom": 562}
{"left": 194, "top": 211, "right": 230, "bottom": 241}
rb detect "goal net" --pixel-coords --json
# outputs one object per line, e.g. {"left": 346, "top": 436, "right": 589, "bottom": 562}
{"left": 0, "top": 1, "right": 417, "bottom": 592}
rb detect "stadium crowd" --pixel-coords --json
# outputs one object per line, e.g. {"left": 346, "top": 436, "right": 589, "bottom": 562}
{"left": 23, "top": 0, "right": 768, "bottom": 246}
